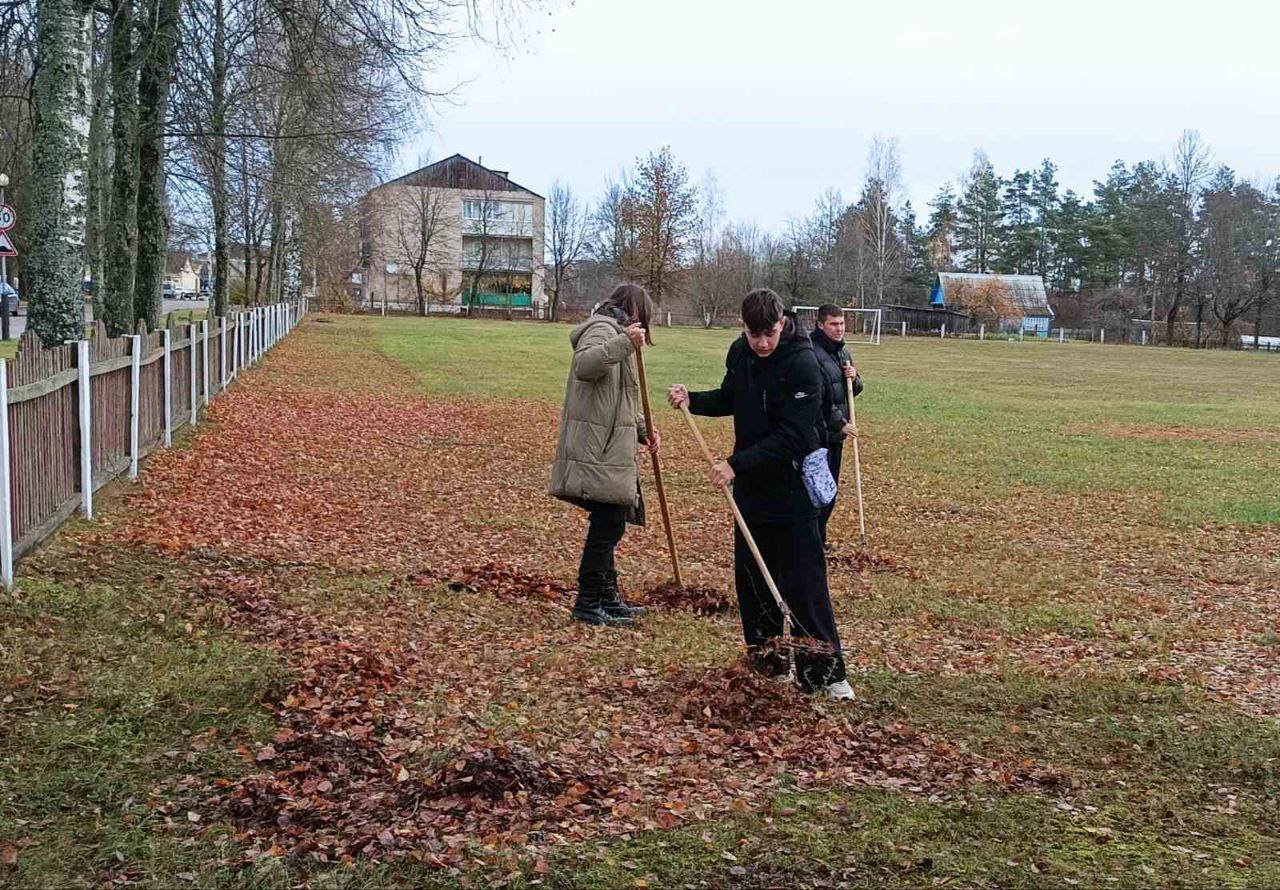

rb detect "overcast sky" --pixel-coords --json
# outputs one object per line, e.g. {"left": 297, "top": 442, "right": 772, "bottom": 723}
{"left": 401, "top": 0, "right": 1280, "bottom": 230}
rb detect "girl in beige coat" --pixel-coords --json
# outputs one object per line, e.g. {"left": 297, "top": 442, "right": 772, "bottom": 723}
{"left": 549, "top": 284, "right": 660, "bottom": 627}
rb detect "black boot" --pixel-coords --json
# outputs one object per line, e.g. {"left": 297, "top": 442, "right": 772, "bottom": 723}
{"left": 573, "top": 572, "right": 636, "bottom": 627}
{"left": 600, "top": 570, "right": 647, "bottom": 619}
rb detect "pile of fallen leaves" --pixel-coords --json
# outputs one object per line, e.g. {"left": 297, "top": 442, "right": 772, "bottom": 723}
{"left": 443, "top": 561, "right": 575, "bottom": 602}
{"left": 667, "top": 660, "right": 807, "bottom": 731}
{"left": 416, "top": 744, "right": 572, "bottom": 805}
{"left": 641, "top": 581, "right": 734, "bottom": 615}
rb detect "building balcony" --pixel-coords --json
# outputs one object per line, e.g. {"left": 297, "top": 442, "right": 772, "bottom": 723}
{"left": 461, "top": 254, "right": 535, "bottom": 272}
{"left": 462, "top": 218, "right": 536, "bottom": 237}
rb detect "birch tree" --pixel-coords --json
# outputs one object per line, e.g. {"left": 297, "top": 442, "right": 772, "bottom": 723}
{"left": 26, "top": 0, "right": 95, "bottom": 344}
{"left": 857, "top": 134, "right": 903, "bottom": 307}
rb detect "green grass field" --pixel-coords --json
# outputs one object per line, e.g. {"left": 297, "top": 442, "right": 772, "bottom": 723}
{"left": 381, "top": 317, "right": 1280, "bottom": 524}
{"left": 3, "top": 314, "right": 1278, "bottom": 887}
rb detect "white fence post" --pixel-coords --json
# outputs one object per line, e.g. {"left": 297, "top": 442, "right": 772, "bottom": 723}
{"left": 1020, "top": 328, "right": 1025, "bottom": 341}
{"left": 220, "top": 317, "right": 228, "bottom": 389}
{"left": 77, "top": 340, "right": 93, "bottom": 519}
{"left": 1142, "top": 329, "right": 1148, "bottom": 346}
{"left": 163, "top": 329, "right": 172, "bottom": 447}
{"left": 0, "top": 360, "right": 13, "bottom": 588}
{"left": 1100, "top": 328, "right": 1106, "bottom": 345}
{"left": 900, "top": 321, "right": 906, "bottom": 336}
{"left": 940, "top": 324, "right": 946, "bottom": 339}
{"left": 1059, "top": 329, "right": 1065, "bottom": 344}
{"left": 189, "top": 322, "right": 198, "bottom": 427}
{"left": 201, "top": 319, "right": 210, "bottom": 406}
{"left": 980, "top": 324, "right": 985, "bottom": 341}
{"left": 129, "top": 334, "right": 141, "bottom": 480}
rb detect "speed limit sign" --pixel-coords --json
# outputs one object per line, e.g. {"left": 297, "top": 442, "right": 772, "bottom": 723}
{"left": 0, "top": 205, "right": 15, "bottom": 231}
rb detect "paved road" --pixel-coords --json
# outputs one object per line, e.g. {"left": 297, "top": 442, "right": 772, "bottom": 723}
{"left": 2, "top": 297, "right": 209, "bottom": 344}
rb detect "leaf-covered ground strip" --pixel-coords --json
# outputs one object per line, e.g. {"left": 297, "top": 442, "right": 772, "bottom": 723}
{"left": 2, "top": 314, "right": 1278, "bottom": 887}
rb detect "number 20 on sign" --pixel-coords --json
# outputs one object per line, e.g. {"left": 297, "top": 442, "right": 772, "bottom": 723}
{"left": 0, "top": 205, "right": 15, "bottom": 257}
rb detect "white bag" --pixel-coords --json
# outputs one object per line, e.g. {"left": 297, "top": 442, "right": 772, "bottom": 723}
{"left": 802, "top": 448, "right": 838, "bottom": 508}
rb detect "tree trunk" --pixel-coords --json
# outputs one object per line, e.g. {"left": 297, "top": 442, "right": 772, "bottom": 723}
{"left": 103, "top": 0, "right": 137, "bottom": 336}
{"left": 133, "top": 0, "right": 180, "bottom": 331}
{"left": 1254, "top": 292, "right": 1266, "bottom": 348}
{"left": 210, "top": 0, "right": 229, "bottom": 318}
{"left": 283, "top": 205, "right": 301, "bottom": 301}
{"left": 86, "top": 22, "right": 111, "bottom": 326}
{"left": 264, "top": 199, "right": 282, "bottom": 302}
{"left": 241, "top": 138, "right": 254, "bottom": 304}
{"left": 27, "top": 0, "right": 95, "bottom": 345}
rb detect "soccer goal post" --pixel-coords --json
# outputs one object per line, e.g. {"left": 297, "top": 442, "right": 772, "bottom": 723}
{"left": 792, "top": 306, "right": 882, "bottom": 345}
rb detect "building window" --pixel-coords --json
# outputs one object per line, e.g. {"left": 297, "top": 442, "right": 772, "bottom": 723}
{"left": 463, "top": 200, "right": 531, "bottom": 225}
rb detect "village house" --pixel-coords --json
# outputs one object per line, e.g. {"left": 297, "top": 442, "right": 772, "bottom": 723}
{"left": 164, "top": 251, "right": 201, "bottom": 298}
{"left": 929, "top": 272, "right": 1055, "bottom": 336}
{"left": 359, "top": 155, "right": 546, "bottom": 314}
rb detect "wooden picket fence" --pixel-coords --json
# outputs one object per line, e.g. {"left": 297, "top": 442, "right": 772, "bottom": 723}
{"left": 0, "top": 299, "right": 308, "bottom": 585}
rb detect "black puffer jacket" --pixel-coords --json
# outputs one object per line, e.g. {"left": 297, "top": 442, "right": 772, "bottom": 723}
{"left": 810, "top": 328, "right": 863, "bottom": 447}
{"left": 687, "top": 320, "right": 822, "bottom": 521}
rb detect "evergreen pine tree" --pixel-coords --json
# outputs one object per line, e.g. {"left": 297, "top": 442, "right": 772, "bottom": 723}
{"left": 955, "top": 151, "right": 1003, "bottom": 273}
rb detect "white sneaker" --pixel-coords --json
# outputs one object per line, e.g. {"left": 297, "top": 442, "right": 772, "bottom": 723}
{"left": 824, "top": 680, "right": 856, "bottom": 701}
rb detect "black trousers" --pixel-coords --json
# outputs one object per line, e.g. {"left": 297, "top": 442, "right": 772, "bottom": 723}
{"left": 578, "top": 501, "right": 628, "bottom": 579}
{"left": 734, "top": 515, "right": 846, "bottom": 691}
{"left": 818, "top": 442, "right": 844, "bottom": 545}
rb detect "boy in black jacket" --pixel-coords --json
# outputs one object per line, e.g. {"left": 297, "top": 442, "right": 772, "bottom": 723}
{"left": 668, "top": 290, "right": 852, "bottom": 700}
{"left": 810, "top": 304, "right": 863, "bottom": 547}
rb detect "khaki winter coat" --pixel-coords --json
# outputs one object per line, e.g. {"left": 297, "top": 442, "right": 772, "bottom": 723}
{"left": 548, "top": 314, "right": 647, "bottom": 516}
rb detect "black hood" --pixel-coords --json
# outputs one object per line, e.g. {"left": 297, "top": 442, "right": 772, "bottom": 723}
{"left": 810, "top": 327, "right": 844, "bottom": 355}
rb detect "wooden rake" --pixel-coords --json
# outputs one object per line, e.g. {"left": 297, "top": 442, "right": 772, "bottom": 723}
{"left": 634, "top": 346, "right": 682, "bottom": 586}
{"left": 845, "top": 367, "right": 868, "bottom": 549}
{"left": 677, "top": 403, "right": 793, "bottom": 661}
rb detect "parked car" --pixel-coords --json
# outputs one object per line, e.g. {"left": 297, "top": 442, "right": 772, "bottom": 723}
{"left": 0, "top": 282, "right": 20, "bottom": 316}
{"left": 162, "top": 282, "right": 176, "bottom": 299}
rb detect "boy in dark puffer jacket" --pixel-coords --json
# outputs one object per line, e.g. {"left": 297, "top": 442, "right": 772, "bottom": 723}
{"left": 809, "top": 304, "right": 863, "bottom": 547}
{"left": 668, "top": 290, "right": 853, "bottom": 700}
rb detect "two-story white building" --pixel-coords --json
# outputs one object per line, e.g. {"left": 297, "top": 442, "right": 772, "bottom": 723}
{"left": 359, "top": 155, "right": 546, "bottom": 314}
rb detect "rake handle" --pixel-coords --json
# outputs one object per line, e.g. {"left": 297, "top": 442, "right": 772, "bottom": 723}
{"left": 845, "top": 369, "right": 868, "bottom": 548}
{"left": 677, "top": 403, "right": 789, "bottom": 629}
{"left": 635, "top": 346, "right": 682, "bottom": 586}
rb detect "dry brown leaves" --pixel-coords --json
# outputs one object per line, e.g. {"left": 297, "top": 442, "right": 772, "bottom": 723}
{"left": 39, "top": 318, "right": 1277, "bottom": 870}
{"left": 640, "top": 581, "right": 734, "bottom": 615}
{"left": 826, "top": 549, "right": 922, "bottom": 580}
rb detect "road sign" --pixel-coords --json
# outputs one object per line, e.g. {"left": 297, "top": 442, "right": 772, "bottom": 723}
{"left": 0, "top": 231, "right": 15, "bottom": 258}
{"left": 0, "top": 205, "right": 14, "bottom": 231}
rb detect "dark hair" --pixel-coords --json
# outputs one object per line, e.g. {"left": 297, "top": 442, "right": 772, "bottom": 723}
{"left": 600, "top": 284, "right": 655, "bottom": 345}
{"left": 741, "top": 288, "right": 786, "bottom": 335}
{"left": 817, "top": 304, "right": 843, "bottom": 322}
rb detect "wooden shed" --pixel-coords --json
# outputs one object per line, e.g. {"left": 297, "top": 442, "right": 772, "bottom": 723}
{"left": 929, "top": 273, "right": 1054, "bottom": 336}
